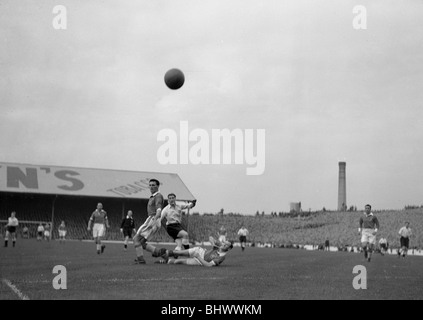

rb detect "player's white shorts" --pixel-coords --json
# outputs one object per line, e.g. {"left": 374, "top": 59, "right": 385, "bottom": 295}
{"left": 44, "top": 231, "right": 50, "bottom": 238}
{"left": 93, "top": 224, "right": 105, "bottom": 238}
{"left": 188, "top": 247, "right": 206, "bottom": 259}
{"left": 218, "top": 235, "right": 226, "bottom": 243}
{"left": 184, "top": 247, "right": 207, "bottom": 266}
{"left": 361, "top": 229, "right": 376, "bottom": 244}
{"left": 136, "top": 216, "right": 161, "bottom": 240}
{"left": 59, "top": 230, "right": 67, "bottom": 237}
{"left": 185, "top": 258, "right": 203, "bottom": 266}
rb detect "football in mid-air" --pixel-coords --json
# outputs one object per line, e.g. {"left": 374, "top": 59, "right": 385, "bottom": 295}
{"left": 164, "top": 68, "right": 185, "bottom": 90}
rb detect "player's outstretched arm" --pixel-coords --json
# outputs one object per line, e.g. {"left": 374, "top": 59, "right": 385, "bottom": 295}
{"left": 374, "top": 217, "right": 380, "bottom": 232}
{"left": 155, "top": 207, "right": 162, "bottom": 220}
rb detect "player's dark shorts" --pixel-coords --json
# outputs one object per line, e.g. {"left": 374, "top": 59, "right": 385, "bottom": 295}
{"left": 38, "top": 231, "right": 43, "bottom": 237}
{"left": 239, "top": 235, "right": 247, "bottom": 243}
{"left": 6, "top": 226, "right": 16, "bottom": 233}
{"left": 166, "top": 223, "right": 184, "bottom": 240}
{"left": 380, "top": 244, "right": 387, "bottom": 250}
{"left": 122, "top": 228, "right": 133, "bottom": 238}
{"left": 400, "top": 237, "right": 409, "bottom": 248}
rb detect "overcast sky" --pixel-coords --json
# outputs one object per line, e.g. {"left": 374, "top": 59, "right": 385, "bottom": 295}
{"left": 1, "top": 0, "right": 422, "bottom": 214}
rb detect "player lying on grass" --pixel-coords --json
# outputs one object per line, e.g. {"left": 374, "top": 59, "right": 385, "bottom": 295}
{"left": 157, "top": 236, "right": 233, "bottom": 267}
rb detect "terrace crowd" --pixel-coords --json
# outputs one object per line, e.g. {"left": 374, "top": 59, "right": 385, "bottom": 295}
{"left": 1, "top": 206, "right": 422, "bottom": 251}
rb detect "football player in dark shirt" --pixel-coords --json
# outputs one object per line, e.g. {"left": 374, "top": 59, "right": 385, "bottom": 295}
{"left": 120, "top": 210, "right": 136, "bottom": 251}
{"left": 358, "top": 204, "right": 380, "bottom": 262}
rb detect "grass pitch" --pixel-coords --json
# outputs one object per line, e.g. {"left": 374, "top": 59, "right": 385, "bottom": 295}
{"left": 0, "top": 239, "right": 422, "bottom": 300}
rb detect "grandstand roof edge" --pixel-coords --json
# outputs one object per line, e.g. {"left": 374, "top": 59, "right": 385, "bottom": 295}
{"left": 0, "top": 162, "right": 195, "bottom": 201}
{"left": 0, "top": 161, "right": 181, "bottom": 176}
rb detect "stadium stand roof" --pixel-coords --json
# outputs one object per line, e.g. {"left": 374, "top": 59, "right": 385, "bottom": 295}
{"left": 0, "top": 162, "right": 195, "bottom": 201}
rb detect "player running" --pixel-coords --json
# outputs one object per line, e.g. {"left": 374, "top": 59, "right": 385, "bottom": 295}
{"left": 398, "top": 222, "right": 412, "bottom": 258}
{"left": 358, "top": 204, "right": 380, "bottom": 262}
{"left": 4, "top": 211, "right": 19, "bottom": 248}
{"left": 58, "top": 221, "right": 67, "bottom": 243}
{"left": 87, "top": 203, "right": 110, "bottom": 254}
{"left": 218, "top": 226, "right": 227, "bottom": 243}
{"left": 120, "top": 210, "right": 136, "bottom": 251}
{"left": 160, "top": 193, "right": 196, "bottom": 251}
{"left": 237, "top": 225, "right": 249, "bottom": 251}
{"left": 22, "top": 226, "right": 29, "bottom": 239}
{"left": 378, "top": 236, "right": 388, "bottom": 255}
{"left": 158, "top": 236, "right": 233, "bottom": 267}
{"left": 37, "top": 223, "right": 44, "bottom": 241}
{"left": 133, "top": 179, "right": 165, "bottom": 264}
{"left": 44, "top": 223, "right": 51, "bottom": 241}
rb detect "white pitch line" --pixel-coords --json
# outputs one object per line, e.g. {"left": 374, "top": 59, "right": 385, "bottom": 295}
{"left": 15, "top": 277, "right": 227, "bottom": 284}
{"left": 2, "top": 279, "right": 30, "bottom": 300}
{"left": 82, "top": 277, "right": 227, "bottom": 283}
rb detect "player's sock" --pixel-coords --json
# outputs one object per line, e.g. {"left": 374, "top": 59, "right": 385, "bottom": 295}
{"left": 101, "top": 244, "right": 106, "bottom": 254}
{"left": 145, "top": 243, "right": 156, "bottom": 254}
{"left": 181, "top": 238, "right": 190, "bottom": 250}
{"left": 167, "top": 250, "right": 175, "bottom": 257}
{"left": 175, "top": 239, "right": 183, "bottom": 250}
{"left": 135, "top": 247, "right": 145, "bottom": 261}
{"left": 152, "top": 247, "right": 161, "bottom": 257}
{"left": 124, "top": 244, "right": 127, "bottom": 250}
{"left": 4, "top": 240, "right": 8, "bottom": 247}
